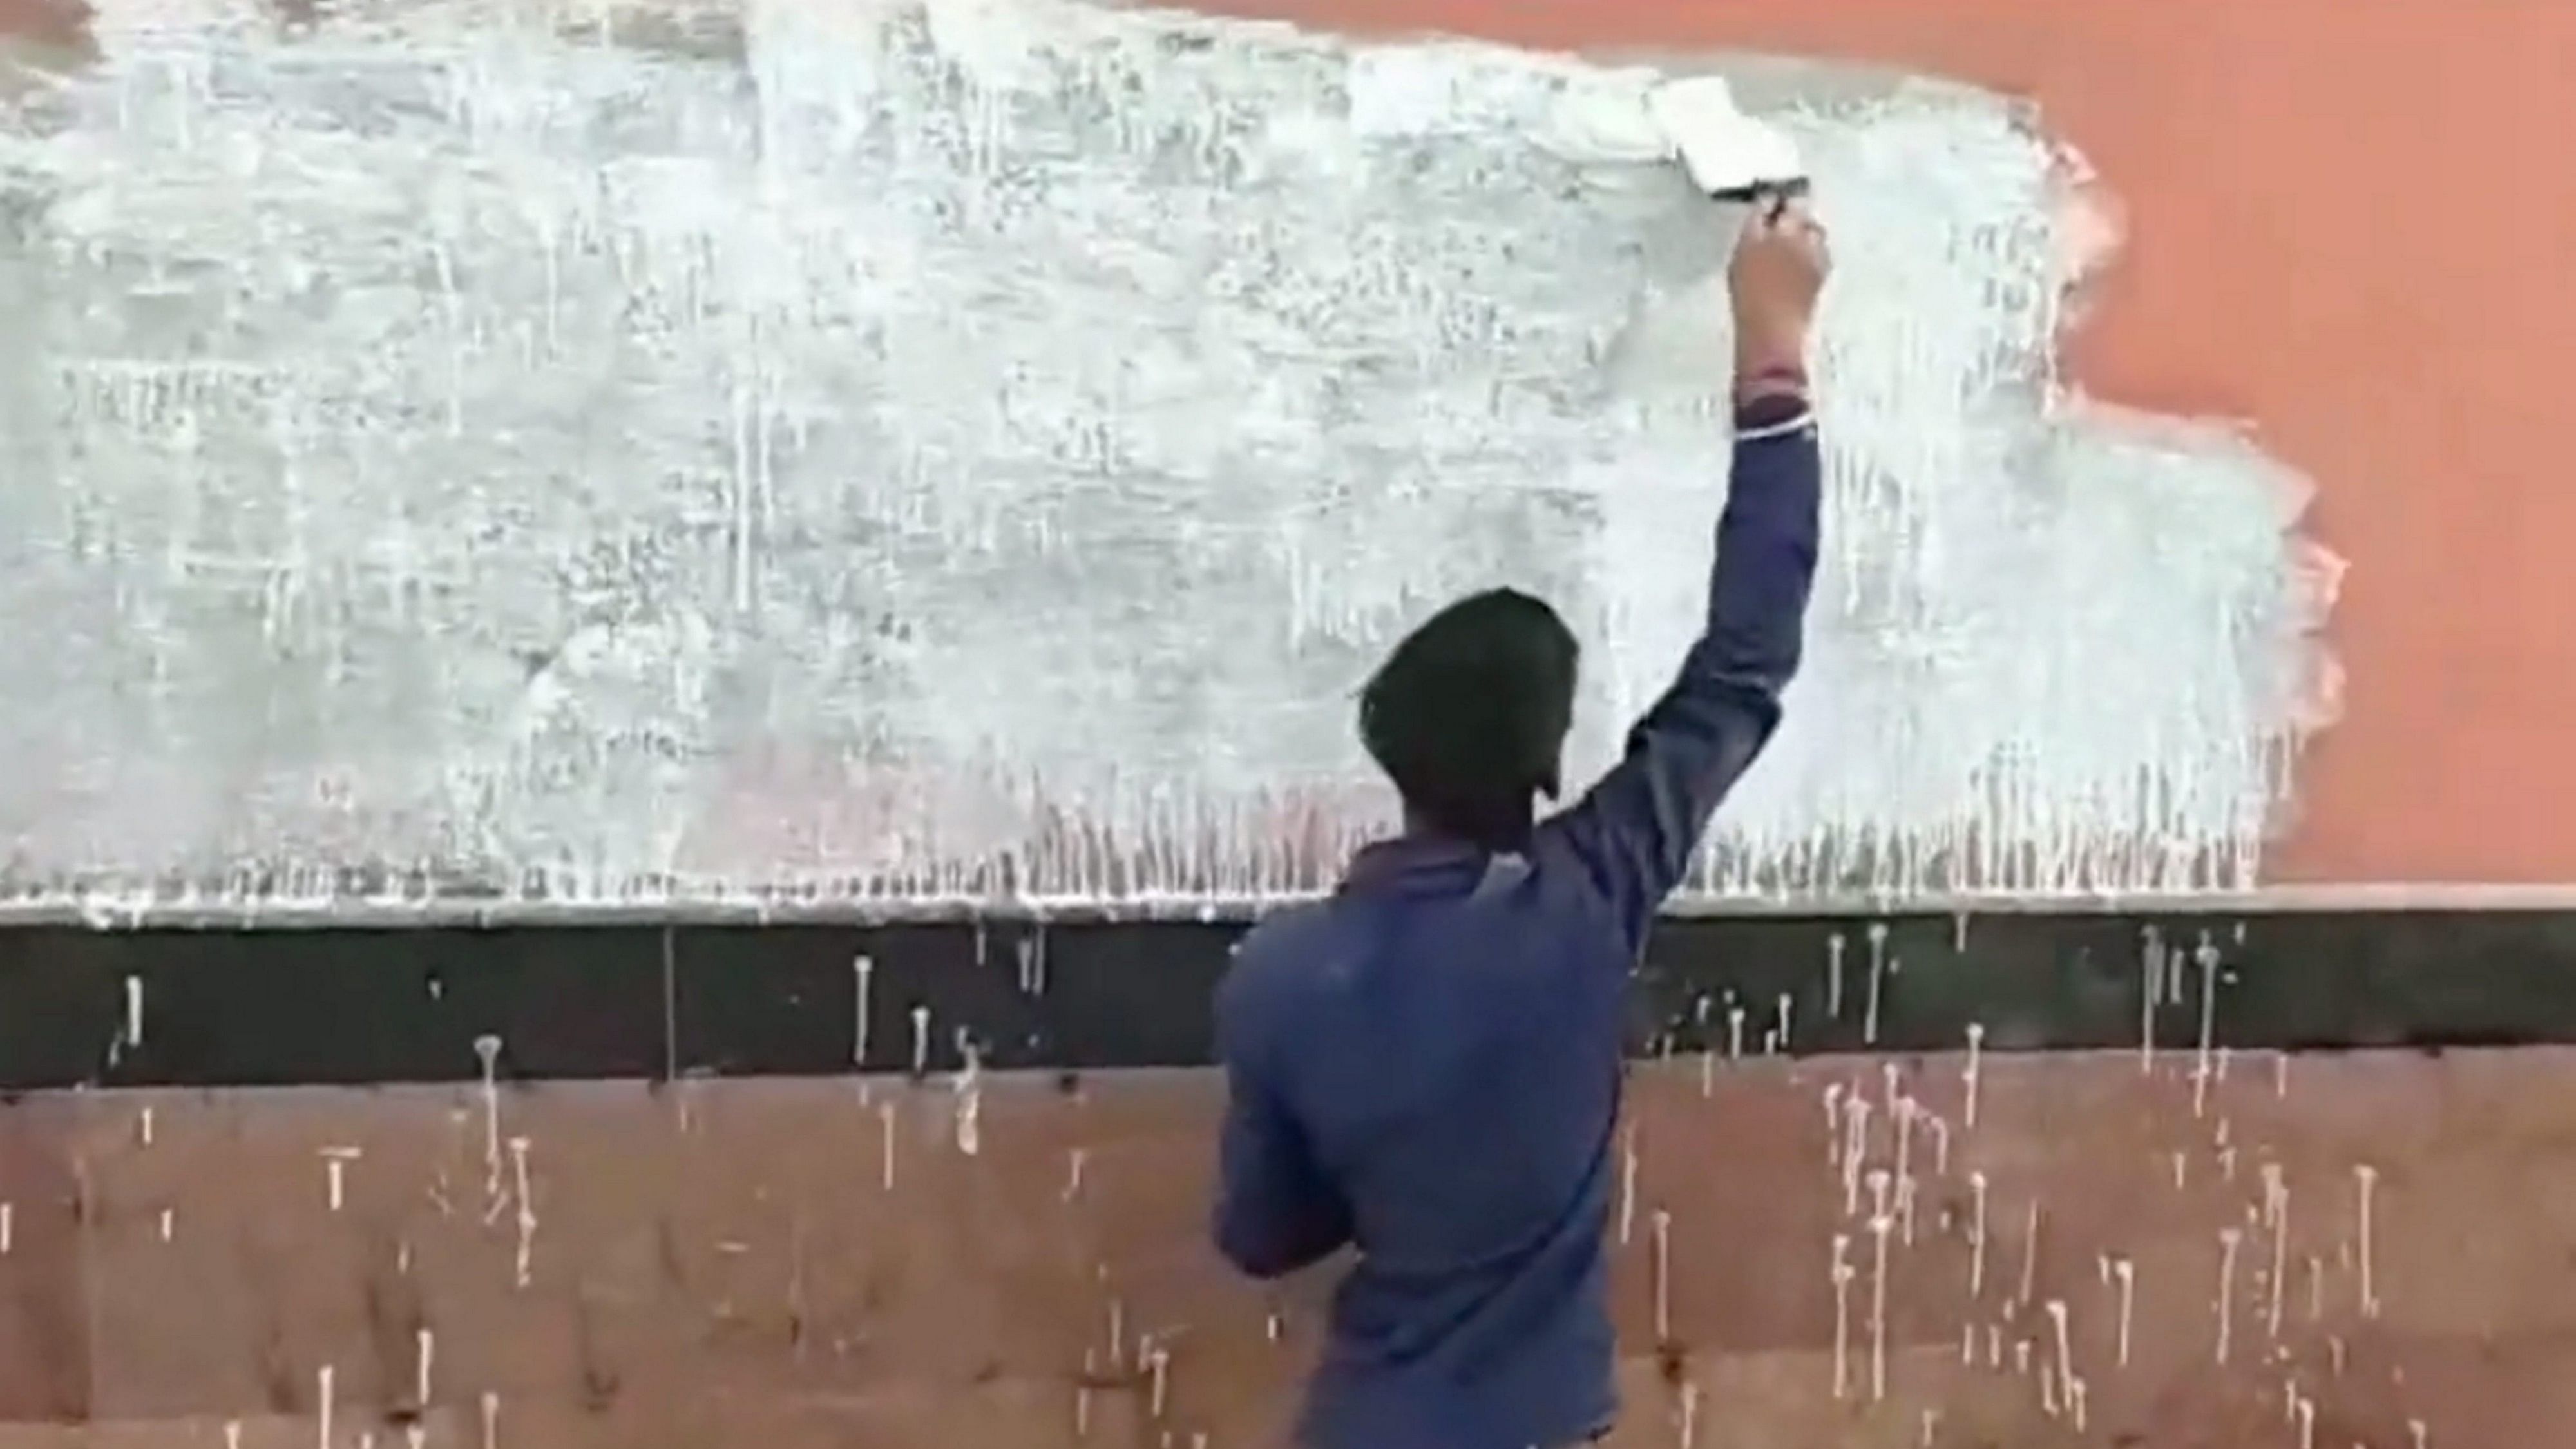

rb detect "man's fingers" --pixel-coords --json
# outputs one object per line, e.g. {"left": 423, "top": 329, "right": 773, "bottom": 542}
{"left": 1739, "top": 189, "right": 1802, "bottom": 233}
{"left": 1734, "top": 191, "right": 1831, "bottom": 278}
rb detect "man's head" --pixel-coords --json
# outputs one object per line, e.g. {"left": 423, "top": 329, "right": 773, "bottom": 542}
{"left": 1358, "top": 588, "right": 1578, "bottom": 853}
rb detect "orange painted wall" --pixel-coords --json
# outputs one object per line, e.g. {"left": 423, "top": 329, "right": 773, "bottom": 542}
{"left": 1216, "top": 0, "right": 2576, "bottom": 887}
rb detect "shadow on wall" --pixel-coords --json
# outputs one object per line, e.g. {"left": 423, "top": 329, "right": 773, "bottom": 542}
{"left": 0, "top": 1049, "right": 2557, "bottom": 1445}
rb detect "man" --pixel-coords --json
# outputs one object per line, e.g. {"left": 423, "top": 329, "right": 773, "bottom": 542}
{"left": 1210, "top": 195, "right": 1831, "bottom": 1449}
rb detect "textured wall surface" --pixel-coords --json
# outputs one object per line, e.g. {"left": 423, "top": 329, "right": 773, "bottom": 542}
{"left": 0, "top": 0, "right": 2330, "bottom": 914}
{"left": 0, "top": 1050, "right": 2563, "bottom": 1445}
{"left": 1226, "top": 0, "right": 2576, "bottom": 890}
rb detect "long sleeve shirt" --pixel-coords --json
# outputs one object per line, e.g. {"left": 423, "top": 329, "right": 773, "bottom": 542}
{"left": 1210, "top": 400, "right": 1824, "bottom": 1449}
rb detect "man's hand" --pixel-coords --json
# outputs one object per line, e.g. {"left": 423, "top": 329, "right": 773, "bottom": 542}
{"left": 1728, "top": 195, "right": 1831, "bottom": 404}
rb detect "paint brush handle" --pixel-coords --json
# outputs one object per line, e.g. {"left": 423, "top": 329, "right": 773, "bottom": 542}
{"left": 1708, "top": 177, "right": 1813, "bottom": 206}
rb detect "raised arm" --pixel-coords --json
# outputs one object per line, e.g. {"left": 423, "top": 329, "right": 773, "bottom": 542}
{"left": 1538, "top": 197, "right": 1831, "bottom": 952}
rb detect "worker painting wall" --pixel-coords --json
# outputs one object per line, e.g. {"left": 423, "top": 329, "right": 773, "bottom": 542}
{"left": 1, "top": 0, "right": 2570, "bottom": 1443}
{"left": 0, "top": 0, "right": 2334, "bottom": 915}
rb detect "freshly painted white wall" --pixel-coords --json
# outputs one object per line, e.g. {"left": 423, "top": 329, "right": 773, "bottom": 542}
{"left": 0, "top": 0, "right": 2329, "bottom": 913}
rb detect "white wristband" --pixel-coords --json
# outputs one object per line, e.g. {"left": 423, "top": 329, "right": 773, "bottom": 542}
{"left": 1734, "top": 409, "right": 1817, "bottom": 443}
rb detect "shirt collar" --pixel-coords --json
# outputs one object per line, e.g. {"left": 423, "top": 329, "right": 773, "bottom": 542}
{"left": 1339, "top": 832, "right": 1505, "bottom": 899}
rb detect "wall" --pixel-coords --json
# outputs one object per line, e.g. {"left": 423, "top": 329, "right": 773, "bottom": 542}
{"left": 0, "top": 0, "right": 2377, "bottom": 915}
{"left": 1220, "top": 0, "right": 2576, "bottom": 888}
{"left": 0, "top": 908, "right": 2561, "bottom": 1445}
{"left": 6, "top": 0, "right": 2570, "bottom": 904}
{"left": 4, "top": 1, "right": 2571, "bottom": 1446}
{"left": 3, "top": 1051, "right": 2569, "bottom": 1446}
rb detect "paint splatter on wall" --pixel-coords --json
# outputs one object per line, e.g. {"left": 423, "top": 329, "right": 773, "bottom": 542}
{"left": 0, "top": 0, "right": 2334, "bottom": 914}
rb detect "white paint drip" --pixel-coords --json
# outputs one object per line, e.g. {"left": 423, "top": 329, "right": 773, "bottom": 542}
{"left": 1829, "top": 1233, "right": 1853, "bottom": 1398}
{"left": 2109, "top": 1255, "right": 2133, "bottom": 1366}
{"left": 1617, "top": 1124, "right": 1638, "bottom": 1245}
{"left": 320, "top": 1145, "right": 361, "bottom": 1213}
{"left": 2018, "top": 1200, "right": 2040, "bottom": 1305}
{"left": 2216, "top": 1225, "right": 2243, "bottom": 1364}
{"left": 1650, "top": 1207, "right": 1672, "bottom": 1342}
{"left": 852, "top": 954, "right": 873, "bottom": 1067}
{"left": 1840, "top": 1094, "right": 1872, "bottom": 1216}
{"left": 2139, "top": 925, "right": 2161, "bottom": 1073}
{"left": 1966, "top": 1170, "right": 1987, "bottom": 1297}
{"left": 473, "top": 1035, "right": 503, "bottom": 1204}
{"left": 1896, "top": 1093, "right": 1916, "bottom": 1242}
{"left": 951, "top": 1029, "right": 982, "bottom": 1155}
{"left": 508, "top": 1135, "right": 537, "bottom": 1287}
{"left": 2192, "top": 933, "right": 2222, "bottom": 1117}
{"left": 0, "top": 0, "right": 2333, "bottom": 912}
{"left": 1961, "top": 1022, "right": 1983, "bottom": 1128}
{"left": 878, "top": 1100, "right": 897, "bottom": 1190}
{"left": 1864, "top": 923, "right": 1889, "bottom": 1043}
{"left": 1867, "top": 1211, "right": 1893, "bottom": 1401}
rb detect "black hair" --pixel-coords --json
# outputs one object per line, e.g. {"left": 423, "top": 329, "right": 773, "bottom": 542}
{"left": 1357, "top": 587, "right": 1579, "bottom": 854}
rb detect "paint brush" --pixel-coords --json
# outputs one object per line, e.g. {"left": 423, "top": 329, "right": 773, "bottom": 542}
{"left": 1534, "top": 72, "right": 1807, "bottom": 204}
{"left": 1647, "top": 76, "right": 1808, "bottom": 204}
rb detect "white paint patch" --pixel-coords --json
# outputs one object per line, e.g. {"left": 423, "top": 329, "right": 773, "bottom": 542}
{"left": 0, "top": 0, "right": 2334, "bottom": 912}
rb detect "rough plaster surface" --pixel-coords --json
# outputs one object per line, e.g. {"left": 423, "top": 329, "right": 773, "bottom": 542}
{"left": 1, "top": 1050, "right": 2559, "bottom": 1443}
{"left": 0, "top": 0, "right": 2336, "bottom": 914}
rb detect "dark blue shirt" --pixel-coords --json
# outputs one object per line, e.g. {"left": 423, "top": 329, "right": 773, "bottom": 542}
{"left": 1210, "top": 406, "right": 1822, "bottom": 1449}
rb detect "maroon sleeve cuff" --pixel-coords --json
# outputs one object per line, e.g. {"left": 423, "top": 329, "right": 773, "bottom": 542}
{"left": 1733, "top": 391, "right": 1811, "bottom": 432}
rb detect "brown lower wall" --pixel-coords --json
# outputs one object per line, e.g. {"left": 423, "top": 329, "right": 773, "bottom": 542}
{"left": 5, "top": 1050, "right": 2565, "bottom": 1446}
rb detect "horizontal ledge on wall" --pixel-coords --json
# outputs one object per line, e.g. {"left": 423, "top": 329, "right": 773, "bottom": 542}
{"left": 1, "top": 881, "right": 2572, "bottom": 930}
{"left": 0, "top": 900, "right": 2571, "bottom": 1089}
